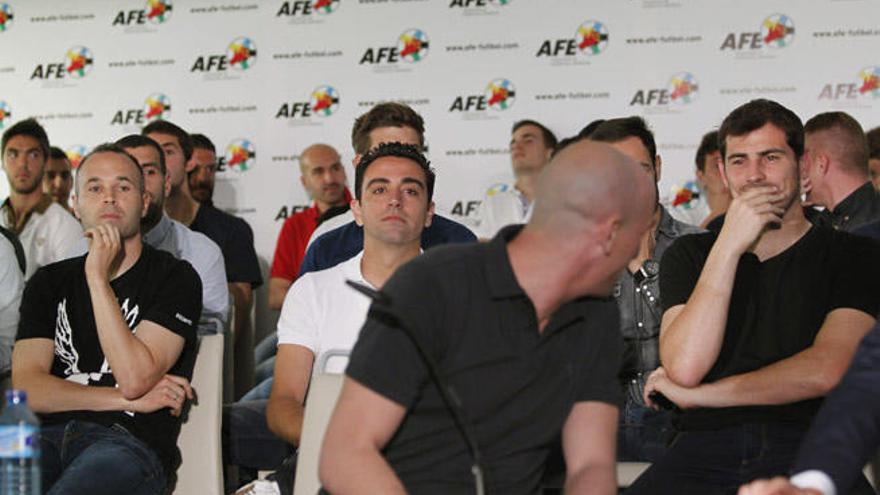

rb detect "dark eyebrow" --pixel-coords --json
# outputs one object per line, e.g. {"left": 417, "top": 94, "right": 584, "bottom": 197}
{"left": 758, "top": 148, "right": 787, "bottom": 157}
{"left": 401, "top": 177, "right": 425, "bottom": 190}
{"left": 365, "top": 178, "right": 390, "bottom": 188}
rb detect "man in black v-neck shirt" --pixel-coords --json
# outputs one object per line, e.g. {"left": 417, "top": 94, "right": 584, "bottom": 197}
{"left": 628, "top": 100, "right": 880, "bottom": 494}
{"left": 12, "top": 144, "right": 202, "bottom": 495}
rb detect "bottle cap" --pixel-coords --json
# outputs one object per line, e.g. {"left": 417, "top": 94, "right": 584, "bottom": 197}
{"left": 4, "top": 389, "right": 27, "bottom": 405}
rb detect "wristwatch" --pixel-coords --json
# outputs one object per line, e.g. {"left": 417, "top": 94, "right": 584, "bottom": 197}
{"left": 633, "top": 259, "right": 659, "bottom": 284}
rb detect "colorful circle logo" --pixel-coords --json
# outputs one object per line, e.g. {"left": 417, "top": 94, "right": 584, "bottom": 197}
{"left": 312, "top": 0, "right": 339, "bottom": 14}
{"left": 64, "top": 46, "right": 94, "bottom": 79}
{"left": 227, "top": 37, "right": 257, "bottom": 71}
{"left": 485, "top": 79, "right": 516, "bottom": 111}
{"left": 668, "top": 72, "right": 699, "bottom": 104}
{"left": 145, "top": 0, "right": 172, "bottom": 24}
{"left": 225, "top": 139, "right": 256, "bottom": 172}
{"left": 66, "top": 145, "right": 89, "bottom": 169}
{"left": 398, "top": 29, "right": 429, "bottom": 63}
{"left": 0, "top": 3, "right": 13, "bottom": 32}
{"left": 761, "top": 14, "right": 795, "bottom": 48}
{"left": 671, "top": 181, "right": 701, "bottom": 209}
{"left": 0, "top": 101, "right": 10, "bottom": 129}
{"left": 144, "top": 93, "right": 171, "bottom": 122}
{"left": 485, "top": 183, "right": 510, "bottom": 197}
{"left": 576, "top": 20, "right": 609, "bottom": 56}
{"left": 310, "top": 85, "right": 340, "bottom": 116}
{"left": 858, "top": 66, "right": 880, "bottom": 98}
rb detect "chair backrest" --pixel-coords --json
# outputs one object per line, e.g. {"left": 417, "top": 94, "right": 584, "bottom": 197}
{"left": 175, "top": 333, "right": 225, "bottom": 495}
{"left": 292, "top": 373, "right": 345, "bottom": 495}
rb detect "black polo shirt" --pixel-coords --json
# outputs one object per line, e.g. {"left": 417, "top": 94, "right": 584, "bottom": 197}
{"left": 189, "top": 202, "right": 263, "bottom": 287}
{"left": 661, "top": 225, "right": 880, "bottom": 430}
{"left": 346, "top": 226, "right": 622, "bottom": 495}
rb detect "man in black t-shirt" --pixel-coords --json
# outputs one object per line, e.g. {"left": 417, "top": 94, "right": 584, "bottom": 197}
{"left": 320, "top": 141, "right": 657, "bottom": 494}
{"left": 629, "top": 99, "right": 880, "bottom": 494}
{"left": 12, "top": 144, "right": 202, "bottom": 495}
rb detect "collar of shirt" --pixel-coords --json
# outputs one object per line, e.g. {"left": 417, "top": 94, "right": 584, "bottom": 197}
{"left": 143, "top": 213, "right": 175, "bottom": 249}
{"left": 1, "top": 194, "right": 53, "bottom": 235}
{"left": 831, "top": 181, "right": 876, "bottom": 223}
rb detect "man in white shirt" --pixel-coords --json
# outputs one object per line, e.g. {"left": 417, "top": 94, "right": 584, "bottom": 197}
{"left": 0, "top": 228, "right": 24, "bottom": 376}
{"left": 1, "top": 118, "right": 82, "bottom": 279}
{"left": 476, "top": 119, "right": 557, "bottom": 239}
{"left": 224, "top": 142, "right": 434, "bottom": 487}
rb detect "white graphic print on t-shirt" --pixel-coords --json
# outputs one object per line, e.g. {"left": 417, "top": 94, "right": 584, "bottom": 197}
{"left": 54, "top": 297, "right": 141, "bottom": 386}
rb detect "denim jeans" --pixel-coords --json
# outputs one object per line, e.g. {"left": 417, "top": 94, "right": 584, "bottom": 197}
{"left": 624, "top": 422, "right": 806, "bottom": 495}
{"left": 40, "top": 420, "right": 166, "bottom": 495}
{"left": 617, "top": 398, "right": 676, "bottom": 462}
{"left": 222, "top": 399, "right": 292, "bottom": 470}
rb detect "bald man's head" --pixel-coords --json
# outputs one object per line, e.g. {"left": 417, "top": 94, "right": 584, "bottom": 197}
{"left": 299, "top": 143, "right": 347, "bottom": 210}
{"left": 526, "top": 140, "right": 656, "bottom": 297}
{"left": 530, "top": 140, "right": 655, "bottom": 233}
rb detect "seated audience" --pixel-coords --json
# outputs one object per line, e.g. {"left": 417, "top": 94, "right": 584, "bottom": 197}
{"left": 669, "top": 130, "right": 731, "bottom": 229}
{"left": 12, "top": 144, "right": 201, "bottom": 494}
{"left": 1, "top": 118, "right": 82, "bottom": 279}
{"left": 627, "top": 99, "right": 880, "bottom": 493}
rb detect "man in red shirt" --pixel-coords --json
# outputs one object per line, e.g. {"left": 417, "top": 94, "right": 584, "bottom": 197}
{"left": 268, "top": 143, "right": 350, "bottom": 310}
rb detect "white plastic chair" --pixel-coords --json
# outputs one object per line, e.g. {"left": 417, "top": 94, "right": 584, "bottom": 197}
{"left": 292, "top": 372, "right": 345, "bottom": 495}
{"left": 175, "top": 333, "right": 225, "bottom": 495}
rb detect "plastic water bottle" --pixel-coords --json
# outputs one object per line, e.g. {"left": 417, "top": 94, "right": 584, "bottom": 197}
{"left": 0, "top": 390, "right": 40, "bottom": 495}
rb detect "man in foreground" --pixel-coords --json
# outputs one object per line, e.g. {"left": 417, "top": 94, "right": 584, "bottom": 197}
{"left": 320, "top": 140, "right": 656, "bottom": 494}
{"left": 13, "top": 144, "right": 202, "bottom": 494}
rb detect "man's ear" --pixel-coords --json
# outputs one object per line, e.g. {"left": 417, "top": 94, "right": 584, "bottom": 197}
{"left": 350, "top": 198, "right": 364, "bottom": 227}
{"left": 163, "top": 172, "right": 171, "bottom": 198}
{"left": 184, "top": 157, "right": 197, "bottom": 174}
{"left": 598, "top": 217, "right": 621, "bottom": 257}
{"left": 141, "top": 191, "right": 149, "bottom": 219}
{"left": 424, "top": 201, "right": 435, "bottom": 228}
{"left": 654, "top": 154, "right": 663, "bottom": 182}
{"left": 72, "top": 194, "right": 81, "bottom": 220}
{"left": 718, "top": 156, "right": 730, "bottom": 191}
{"left": 352, "top": 154, "right": 362, "bottom": 168}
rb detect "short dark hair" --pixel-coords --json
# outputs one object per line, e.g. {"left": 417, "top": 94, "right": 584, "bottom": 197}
{"left": 868, "top": 126, "right": 880, "bottom": 160}
{"left": 2, "top": 118, "right": 50, "bottom": 160}
{"left": 718, "top": 99, "right": 804, "bottom": 161}
{"left": 141, "top": 120, "right": 193, "bottom": 162}
{"left": 115, "top": 134, "right": 166, "bottom": 176}
{"left": 190, "top": 133, "right": 216, "bottom": 154}
{"left": 587, "top": 116, "right": 657, "bottom": 166}
{"left": 512, "top": 120, "right": 557, "bottom": 149}
{"left": 49, "top": 146, "right": 69, "bottom": 162}
{"left": 351, "top": 102, "right": 425, "bottom": 155}
{"left": 75, "top": 143, "right": 145, "bottom": 194}
{"left": 804, "top": 111, "right": 869, "bottom": 174}
{"left": 354, "top": 142, "right": 434, "bottom": 202}
{"left": 577, "top": 119, "right": 606, "bottom": 139}
{"left": 695, "top": 130, "right": 719, "bottom": 172}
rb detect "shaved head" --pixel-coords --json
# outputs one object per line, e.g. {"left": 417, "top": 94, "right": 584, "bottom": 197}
{"left": 530, "top": 140, "right": 656, "bottom": 235}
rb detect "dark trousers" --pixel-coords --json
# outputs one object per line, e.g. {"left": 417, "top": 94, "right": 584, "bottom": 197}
{"left": 40, "top": 420, "right": 166, "bottom": 495}
{"left": 618, "top": 399, "right": 676, "bottom": 462}
{"left": 625, "top": 422, "right": 805, "bottom": 495}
